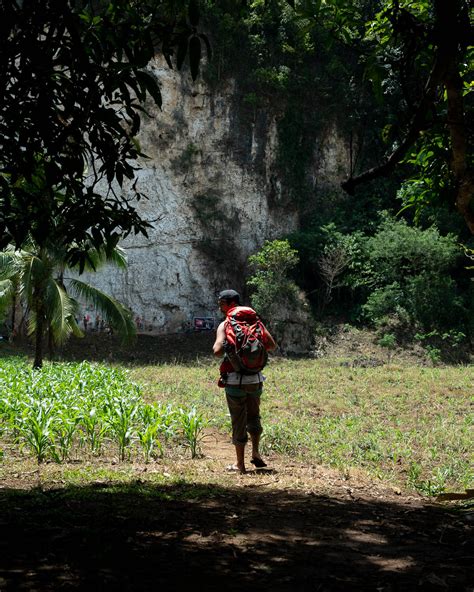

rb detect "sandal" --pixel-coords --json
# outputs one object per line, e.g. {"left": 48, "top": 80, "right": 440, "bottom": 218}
{"left": 226, "top": 464, "right": 246, "bottom": 474}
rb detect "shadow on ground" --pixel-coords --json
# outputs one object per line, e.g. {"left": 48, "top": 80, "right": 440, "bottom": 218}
{"left": 0, "top": 332, "right": 217, "bottom": 366}
{"left": 0, "top": 482, "right": 472, "bottom": 591}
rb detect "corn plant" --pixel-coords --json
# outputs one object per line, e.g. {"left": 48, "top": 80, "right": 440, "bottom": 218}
{"left": 0, "top": 359, "right": 190, "bottom": 464}
{"left": 179, "top": 407, "right": 207, "bottom": 459}
{"left": 106, "top": 398, "right": 139, "bottom": 461}
{"left": 51, "top": 414, "right": 79, "bottom": 462}
{"left": 17, "top": 400, "right": 56, "bottom": 464}
{"left": 137, "top": 422, "right": 163, "bottom": 463}
{"left": 154, "top": 403, "right": 180, "bottom": 441}
{"left": 80, "top": 408, "right": 108, "bottom": 456}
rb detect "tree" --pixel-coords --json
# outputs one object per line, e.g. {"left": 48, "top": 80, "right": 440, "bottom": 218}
{"left": 0, "top": 0, "right": 210, "bottom": 268}
{"left": 247, "top": 239, "right": 314, "bottom": 353}
{"left": 0, "top": 242, "right": 135, "bottom": 369}
{"left": 288, "top": 0, "right": 473, "bottom": 232}
{"left": 247, "top": 239, "right": 300, "bottom": 323}
{"left": 317, "top": 247, "right": 349, "bottom": 315}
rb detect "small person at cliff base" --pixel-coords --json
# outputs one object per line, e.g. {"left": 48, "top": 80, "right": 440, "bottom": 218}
{"left": 213, "top": 289, "right": 276, "bottom": 474}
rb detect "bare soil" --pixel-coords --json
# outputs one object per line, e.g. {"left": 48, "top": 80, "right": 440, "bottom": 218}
{"left": 0, "top": 331, "right": 472, "bottom": 591}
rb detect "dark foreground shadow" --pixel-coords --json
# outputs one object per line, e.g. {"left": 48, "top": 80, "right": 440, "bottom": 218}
{"left": 0, "top": 482, "right": 472, "bottom": 591}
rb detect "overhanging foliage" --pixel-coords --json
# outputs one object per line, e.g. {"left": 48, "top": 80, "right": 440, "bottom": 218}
{"left": 0, "top": 0, "right": 209, "bottom": 269}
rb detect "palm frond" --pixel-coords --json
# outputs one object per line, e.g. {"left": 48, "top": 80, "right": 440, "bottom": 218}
{"left": 0, "top": 252, "right": 20, "bottom": 281}
{"left": 44, "top": 278, "right": 79, "bottom": 344}
{"left": 27, "top": 307, "right": 37, "bottom": 337}
{"left": 102, "top": 245, "right": 128, "bottom": 269}
{"left": 19, "top": 253, "right": 42, "bottom": 306}
{"left": 0, "top": 279, "right": 14, "bottom": 304}
{"left": 68, "top": 246, "right": 128, "bottom": 273}
{"left": 67, "top": 311, "right": 84, "bottom": 339}
{"left": 68, "top": 279, "right": 136, "bottom": 344}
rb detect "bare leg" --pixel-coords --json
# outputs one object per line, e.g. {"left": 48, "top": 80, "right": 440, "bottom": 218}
{"left": 250, "top": 432, "right": 261, "bottom": 460}
{"left": 234, "top": 444, "right": 246, "bottom": 473}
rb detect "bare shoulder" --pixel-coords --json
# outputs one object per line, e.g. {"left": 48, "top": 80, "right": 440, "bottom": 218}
{"left": 213, "top": 321, "right": 226, "bottom": 356}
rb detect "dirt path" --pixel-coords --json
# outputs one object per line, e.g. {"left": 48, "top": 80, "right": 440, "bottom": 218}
{"left": 1, "top": 429, "right": 472, "bottom": 591}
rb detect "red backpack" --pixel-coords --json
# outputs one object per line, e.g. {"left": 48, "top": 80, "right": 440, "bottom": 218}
{"left": 220, "top": 306, "right": 269, "bottom": 375}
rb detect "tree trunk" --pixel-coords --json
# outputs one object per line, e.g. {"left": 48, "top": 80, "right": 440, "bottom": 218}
{"left": 438, "top": 0, "right": 474, "bottom": 233}
{"left": 444, "top": 65, "right": 474, "bottom": 233}
{"left": 9, "top": 293, "right": 16, "bottom": 342}
{"left": 342, "top": 0, "right": 473, "bottom": 233}
{"left": 33, "top": 309, "right": 44, "bottom": 370}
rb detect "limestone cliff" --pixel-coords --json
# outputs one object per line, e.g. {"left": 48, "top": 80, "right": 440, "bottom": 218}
{"left": 77, "top": 58, "right": 348, "bottom": 334}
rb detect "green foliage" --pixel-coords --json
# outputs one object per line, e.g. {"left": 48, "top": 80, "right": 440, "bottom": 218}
{"left": 179, "top": 407, "right": 208, "bottom": 459}
{"left": 247, "top": 239, "right": 299, "bottom": 322}
{"left": 404, "top": 273, "right": 465, "bottom": 330}
{"left": 201, "top": 0, "right": 384, "bottom": 205}
{"left": 358, "top": 217, "right": 468, "bottom": 332}
{"left": 364, "top": 216, "right": 460, "bottom": 285}
{"left": 0, "top": 360, "right": 202, "bottom": 464}
{"left": 378, "top": 332, "right": 397, "bottom": 362}
{"left": 286, "top": 0, "right": 473, "bottom": 231}
{"left": 106, "top": 396, "right": 140, "bottom": 462}
{"left": 289, "top": 213, "right": 472, "bottom": 337}
{"left": 414, "top": 329, "right": 468, "bottom": 364}
{"left": 398, "top": 134, "right": 454, "bottom": 222}
{"left": 378, "top": 333, "right": 396, "bottom": 350}
{"left": 0, "top": 242, "right": 135, "bottom": 368}
{"left": 0, "top": 0, "right": 210, "bottom": 267}
{"left": 362, "top": 283, "right": 405, "bottom": 324}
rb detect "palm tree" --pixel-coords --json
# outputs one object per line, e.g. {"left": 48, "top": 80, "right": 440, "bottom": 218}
{"left": 0, "top": 241, "right": 135, "bottom": 368}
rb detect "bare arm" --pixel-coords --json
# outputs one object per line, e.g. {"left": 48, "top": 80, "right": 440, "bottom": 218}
{"left": 212, "top": 321, "right": 226, "bottom": 357}
{"left": 264, "top": 328, "right": 277, "bottom": 352}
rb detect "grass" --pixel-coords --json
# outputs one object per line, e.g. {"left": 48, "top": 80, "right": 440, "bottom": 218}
{"left": 129, "top": 356, "right": 473, "bottom": 495}
{"left": 0, "top": 354, "right": 472, "bottom": 496}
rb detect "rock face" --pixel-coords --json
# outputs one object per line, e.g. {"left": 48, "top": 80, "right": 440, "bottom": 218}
{"left": 77, "top": 59, "right": 348, "bottom": 337}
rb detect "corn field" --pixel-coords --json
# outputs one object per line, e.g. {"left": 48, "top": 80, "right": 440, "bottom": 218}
{"left": 0, "top": 359, "right": 207, "bottom": 464}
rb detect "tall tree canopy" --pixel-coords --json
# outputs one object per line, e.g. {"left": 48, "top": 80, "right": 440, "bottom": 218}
{"left": 0, "top": 0, "right": 209, "bottom": 269}
{"left": 287, "top": 0, "right": 473, "bottom": 231}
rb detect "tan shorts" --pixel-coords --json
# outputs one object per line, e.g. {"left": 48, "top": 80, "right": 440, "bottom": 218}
{"left": 225, "top": 384, "right": 263, "bottom": 446}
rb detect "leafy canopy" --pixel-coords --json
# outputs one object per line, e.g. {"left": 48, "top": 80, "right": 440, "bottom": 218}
{"left": 0, "top": 0, "right": 209, "bottom": 269}
{"left": 286, "top": 0, "right": 473, "bottom": 232}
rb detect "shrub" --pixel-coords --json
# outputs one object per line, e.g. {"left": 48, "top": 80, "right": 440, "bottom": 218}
{"left": 365, "top": 215, "right": 460, "bottom": 284}
{"left": 359, "top": 216, "right": 467, "bottom": 332}
{"left": 362, "top": 282, "right": 406, "bottom": 324}
{"left": 405, "top": 273, "right": 466, "bottom": 330}
{"left": 247, "top": 239, "right": 300, "bottom": 323}
{"left": 247, "top": 239, "right": 314, "bottom": 353}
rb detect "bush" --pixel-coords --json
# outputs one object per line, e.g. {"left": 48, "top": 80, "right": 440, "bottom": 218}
{"left": 358, "top": 216, "right": 466, "bottom": 332}
{"left": 247, "top": 239, "right": 313, "bottom": 353}
{"left": 291, "top": 214, "right": 470, "bottom": 336}
{"left": 362, "top": 282, "right": 406, "bottom": 324}
{"left": 365, "top": 215, "right": 460, "bottom": 283}
{"left": 405, "top": 273, "right": 466, "bottom": 330}
{"left": 247, "top": 239, "right": 300, "bottom": 323}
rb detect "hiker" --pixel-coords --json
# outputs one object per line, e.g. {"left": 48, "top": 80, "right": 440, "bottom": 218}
{"left": 213, "top": 289, "right": 276, "bottom": 474}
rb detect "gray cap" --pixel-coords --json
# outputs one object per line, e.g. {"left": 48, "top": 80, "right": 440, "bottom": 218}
{"left": 218, "top": 289, "right": 240, "bottom": 303}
